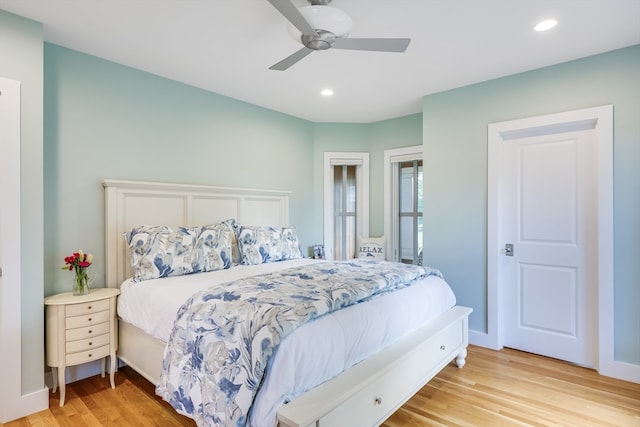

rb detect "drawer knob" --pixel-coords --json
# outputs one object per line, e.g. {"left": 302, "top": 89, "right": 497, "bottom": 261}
{"left": 89, "top": 342, "right": 93, "bottom": 346}
{"left": 88, "top": 318, "right": 92, "bottom": 322}
{"left": 374, "top": 397, "right": 382, "bottom": 406}
{"left": 440, "top": 345, "right": 446, "bottom": 351}
{"left": 88, "top": 305, "right": 92, "bottom": 309}
{"left": 88, "top": 354, "right": 92, "bottom": 358}
{"left": 88, "top": 330, "right": 92, "bottom": 334}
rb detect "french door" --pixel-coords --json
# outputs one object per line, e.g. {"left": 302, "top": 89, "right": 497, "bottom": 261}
{"left": 384, "top": 146, "right": 423, "bottom": 264}
{"left": 323, "top": 152, "right": 369, "bottom": 260}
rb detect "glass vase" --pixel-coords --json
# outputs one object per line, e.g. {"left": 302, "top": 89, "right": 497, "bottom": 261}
{"left": 73, "top": 272, "right": 90, "bottom": 295}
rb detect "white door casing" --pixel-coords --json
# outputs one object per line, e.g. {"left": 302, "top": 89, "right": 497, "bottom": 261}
{"left": 502, "top": 127, "right": 597, "bottom": 366}
{"left": 323, "top": 152, "right": 369, "bottom": 260}
{"left": 383, "top": 145, "right": 423, "bottom": 262}
{"left": 0, "top": 77, "right": 49, "bottom": 422}
{"left": 0, "top": 78, "right": 23, "bottom": 421}
{"left": 487, "top": 105, "right": 622, "bottom": 378}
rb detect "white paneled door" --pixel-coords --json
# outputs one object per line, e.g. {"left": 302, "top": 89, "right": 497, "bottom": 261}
{"left": 501, "top": 127, "right": 597, "bottom": 367}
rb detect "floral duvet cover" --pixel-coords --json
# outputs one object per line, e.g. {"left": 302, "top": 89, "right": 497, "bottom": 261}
{"left": 156, "top": 259, "right": 442, "bottom": 426}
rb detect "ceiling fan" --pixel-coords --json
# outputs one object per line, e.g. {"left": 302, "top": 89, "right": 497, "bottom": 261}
{"left": 267, "top": 0, "right": 411, "bottom": 71}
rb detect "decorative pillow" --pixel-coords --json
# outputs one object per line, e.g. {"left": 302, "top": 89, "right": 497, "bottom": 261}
{"left": 281, "top": 227, "right": 304, "bottom": 260}
{"left": 237, "top": 225, "right": 285, "bottom": 265}
{"left": 357, "top": 236, "right": 386, "bottom": 260}
{"left": 124, "top": 225, "right": 197, "bottom": 282}
{"left": 237, "top": 225, "right": 304, "bottom": 265}
{"left": 221, "top": 219, "right": 241, "bottom": 265}
{"left": 191, "top": 223, "right": 232, "bottom": 273}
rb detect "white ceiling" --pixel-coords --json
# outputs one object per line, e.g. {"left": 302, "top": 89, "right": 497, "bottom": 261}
{"left": 1, "top": 0, "right": 639, "bottom": 123}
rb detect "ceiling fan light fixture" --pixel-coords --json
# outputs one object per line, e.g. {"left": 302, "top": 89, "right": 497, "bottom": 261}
{"left": 287, "top": 6, "right": 352, "bottom": 42}
{"left": 320, "top": 88, "right": 334, "bottom": 96}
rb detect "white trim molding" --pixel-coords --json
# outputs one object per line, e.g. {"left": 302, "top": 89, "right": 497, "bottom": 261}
{"left": 383, "top": 145, "right": 423, "bottom": 262}
{"left": 323, "top": 152, "right": 369, "bottom": 260}
{"left": 487, "top": 105, "right": 638, "bottom": 383}
{"left": 0, "top": 78, "right": 48, "bottom": 423}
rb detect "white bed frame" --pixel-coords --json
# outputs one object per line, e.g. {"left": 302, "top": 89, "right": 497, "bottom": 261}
{"left": 104, "top": 179, "right": 472, "bottom": 427}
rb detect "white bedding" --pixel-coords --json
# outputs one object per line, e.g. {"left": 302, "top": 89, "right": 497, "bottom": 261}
{"left": 117, "top": 259, "right": 456, "bottom": 426}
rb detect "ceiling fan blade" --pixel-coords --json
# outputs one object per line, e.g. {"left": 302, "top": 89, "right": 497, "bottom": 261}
{"left": 267, "top": 0, "right": 318, "bottom": 36}
{"left": 333, "top": 38, "right": 411, "bottom": 52}
{"left": 269, "top": 47, "right": 315, "bottom": 71}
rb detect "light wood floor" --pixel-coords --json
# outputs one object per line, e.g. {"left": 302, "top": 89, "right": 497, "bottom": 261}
{"left": 3, "top": 346, "right": 639, "bottom": 426}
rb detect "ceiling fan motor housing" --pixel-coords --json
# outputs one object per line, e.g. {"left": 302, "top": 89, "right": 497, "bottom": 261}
{"left": 302, "top": 30, "right": 336, "bottom": 50}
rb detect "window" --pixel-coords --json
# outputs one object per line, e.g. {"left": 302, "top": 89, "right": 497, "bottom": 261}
{"left": 384, "top": 146, "right": 423, "bottom": 264}
{"left": 324, "top": 152, "right": 369, "bottom": 260}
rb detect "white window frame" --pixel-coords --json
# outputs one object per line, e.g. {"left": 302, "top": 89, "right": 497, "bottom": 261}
{"left": 323, "top": 152, "right": 369, "bottom": 260}
{"left": 383, "top": 145, "right": 423, "bottom": 262}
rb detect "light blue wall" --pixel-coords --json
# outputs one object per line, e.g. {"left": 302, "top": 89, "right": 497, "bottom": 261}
{"left": 311, "top": 114, "right": 423, "bottom": 241}
{"left": 422, "top": 45, "right": 640, "bottom": 364}
{"left": 44, "top": 44, "right": 315, "bottom": 295}
{"left": 0, "top": 10, "right": 45, "bottom": 395}
{"left": 369, "top": 114, "right": 423, "bottom": 236}
{"left": 42, "top": 43, "right": 424, "bottom": 326}
{"left": 41, "top": 44, "right": 423, "bottom": 292}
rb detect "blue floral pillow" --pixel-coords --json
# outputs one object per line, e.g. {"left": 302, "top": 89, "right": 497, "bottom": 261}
{"left": 191, "top": 223, "right": 232, "bottom": 272}
{"left": 221, "top": 219, "right": 241, "bottom": 265}
{"left": 281, "top": 227, "right": 304, "bottom": 260}
{"left": 237, "top": 225, "right": 304, "bottom": 265}
{"left": 124, "top": 225, "right": 197, "bottom": 283}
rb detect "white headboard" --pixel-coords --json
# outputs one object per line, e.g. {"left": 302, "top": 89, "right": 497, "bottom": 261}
{"left": 103, "top": 179, "right": 291, "bottom": 288}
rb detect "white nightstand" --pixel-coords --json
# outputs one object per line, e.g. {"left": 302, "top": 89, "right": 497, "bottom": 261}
{"left": 45, "top": 287, "right": 120, "bottom": 406}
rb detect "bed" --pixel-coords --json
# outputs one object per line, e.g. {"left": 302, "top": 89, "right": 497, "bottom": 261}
{"left": 104, "top": 179, "right": 472, "bottom": 427}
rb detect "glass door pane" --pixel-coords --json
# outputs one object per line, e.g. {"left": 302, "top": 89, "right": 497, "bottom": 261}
{"left": 334, "top": 165, "right": 357, "bottom": 260}
{"left": 398, "top": 160, "right": 423, "bottom": 264}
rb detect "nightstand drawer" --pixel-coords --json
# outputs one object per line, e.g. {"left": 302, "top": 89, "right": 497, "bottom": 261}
{"left": 66, "top": 310, "right": 109, "bottom": 329}
{"left": 65, "top": 344, "right": 110, "bottom": 365}
{"left": 66, "top": 299, "right": 110, "bottom": 317}
{"left": 65, "top": 322, "right": 110, "bottom": 341}
{"left": 66, "top": 333, "right": 110, "bottom": 353}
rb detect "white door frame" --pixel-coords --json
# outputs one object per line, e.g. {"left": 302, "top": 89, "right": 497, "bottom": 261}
{"left": 0, "top": 77, "right": 50, "bottom": 422}
{"left": 0, "top": 77, "right": 48, "bottom": 423}
{"left": 0, "top": 77, "right": 25, "bottom": 423}
{"left": 487, "top": 105, "right": 635, "bottom": 382}
{"left": 383, "top": 145, "right": 423, "bottom": 262}
{"left": 323, "top": 152, "right": 370, "bottom": 260}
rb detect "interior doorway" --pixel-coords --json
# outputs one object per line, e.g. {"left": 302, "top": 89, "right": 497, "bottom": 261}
{"left": 487, "top": 105, "right": 613, "bottom": 371}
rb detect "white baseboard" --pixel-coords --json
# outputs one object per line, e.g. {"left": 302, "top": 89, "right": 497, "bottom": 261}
{"left": 468, "top": 329, "right": 500, "bottom": 350}
{"left": 468, "top": 329, "right": 640, "bottom": 384}
{"left": 599, "top": 359, "right": 640, "bottom": 384}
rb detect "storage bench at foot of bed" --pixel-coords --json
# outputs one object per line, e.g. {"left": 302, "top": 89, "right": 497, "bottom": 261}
{"left": 277, "top": 305, "right": 472, "bottom": 427}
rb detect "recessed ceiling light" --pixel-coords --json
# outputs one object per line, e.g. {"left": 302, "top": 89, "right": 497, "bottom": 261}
{"left": 534, "top": 19, "right": 558, "bottom": 32}
{"left": 321, "top": 88, "right": 334, "bottom": 97}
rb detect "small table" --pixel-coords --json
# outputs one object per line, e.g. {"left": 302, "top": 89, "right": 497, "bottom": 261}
{"left": 44, "top": 287, "right": 120, "bottom": 406}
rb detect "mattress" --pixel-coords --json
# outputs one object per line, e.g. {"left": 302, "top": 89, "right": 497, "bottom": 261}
{"left": 117, "top": 259, "right": 456, "bottom": 426}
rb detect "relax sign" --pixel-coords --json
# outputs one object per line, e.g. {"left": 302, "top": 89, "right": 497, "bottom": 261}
{"left": 357, "top": 237, "right": 386, "bottom": 260}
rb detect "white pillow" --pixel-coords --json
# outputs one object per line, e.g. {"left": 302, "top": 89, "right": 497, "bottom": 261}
{"left": 358, "top": 236, "right": 386, "bottom": 260}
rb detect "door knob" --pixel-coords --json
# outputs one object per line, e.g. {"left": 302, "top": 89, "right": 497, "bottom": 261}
{"left": 505, "top": 244, "right": 514, "bottom": 256}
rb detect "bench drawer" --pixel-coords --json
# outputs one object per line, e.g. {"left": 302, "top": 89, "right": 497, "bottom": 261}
{"left": 319, "top": 321, "right": 463, "bottom": 427}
